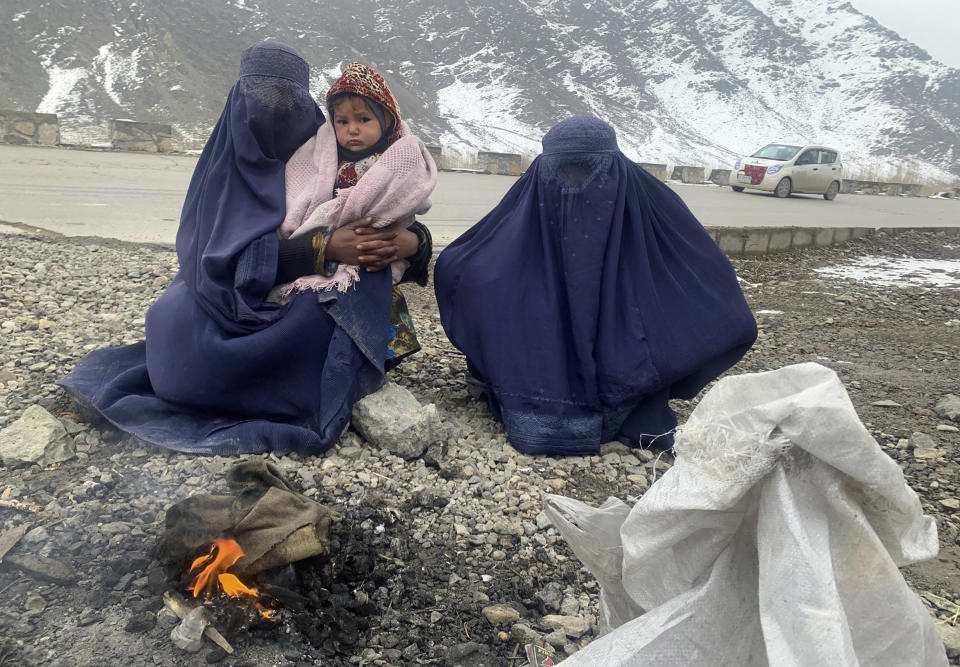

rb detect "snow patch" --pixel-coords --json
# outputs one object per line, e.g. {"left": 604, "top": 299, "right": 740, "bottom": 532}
{"left": 815, "top": 257, "right": 960, "bottom": 289}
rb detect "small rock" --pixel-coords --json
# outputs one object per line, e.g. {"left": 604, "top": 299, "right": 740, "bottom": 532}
{"left": 939, "top": 622, "right": 960, "bottom": 658}
{"left": 482, "top": 604, "right": 521, "bottom": 626}
{"left": 445, "top": 642, "right": 492, "bottom": 666}
{"left": 871, "top": 400, "right": 901, "bottom": 408}
{"left": 125, "top": 611, "right": 157, "bottom": 633}
{"left": 535, "top": 582, "right": 563, "bottom": 612}
{"left": 24, "top": 592, "right": 45, "bottom": 615}
{"left": 77, "top": 608, "right": 99, "bottom": 627}
{"left": 3, "top": 554, "right": 74, "bottom": 584}
{"left": 0, "top": 404, "right": 75, "bottom": 467}
{"left": 541, "top": 614, "right": 592, "bottom": 638}
{"left": 935, "top": 395, "right": 960, "bottom": 422}
{"left": 511, "top": 623, "right": 543, "bottom": 645}
{"left": 205, "top": 647, "right": 228, "bottom": 664}
{"left": 544, "top": 629, "right": 567, "bottom": 647}
{"left": 914, "top": 448, "right": 948, "bottom": 460}
{"left": 351, "top": 382, "right": 443, "bottom": 459}
{"left": 938, "top": 424, "right": 959, "bottom": 433}
{"left": 941, "top": 499, "right": 960, "bottom": 510}
{"left": 910, "top": 432, "right": 938, "bottom": 450}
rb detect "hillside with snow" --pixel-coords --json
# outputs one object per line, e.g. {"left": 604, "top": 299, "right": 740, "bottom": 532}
{"left": 1, "top": 0, "right": 958, "bottom": 180}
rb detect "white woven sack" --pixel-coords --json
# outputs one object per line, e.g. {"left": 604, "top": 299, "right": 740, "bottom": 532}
{"left": 546, "top": 363, "right": 945, "bottom": 666}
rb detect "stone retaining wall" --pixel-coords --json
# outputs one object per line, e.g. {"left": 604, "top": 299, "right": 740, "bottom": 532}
{"left": 425, "top": 144, "right": 442, "bottom": 163}
{"left": 0, "top": 109, "right": 59, "bottom": 146}
{"left": 109, "top": 119, "right": 172, "bottom": 153}
{"left": 477, "top": 151, "right": 522, "bottom": 176}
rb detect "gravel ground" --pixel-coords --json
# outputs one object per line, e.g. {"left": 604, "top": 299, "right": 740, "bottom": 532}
{"left": 1, "top": 228, "right": 959, "bottom": 666}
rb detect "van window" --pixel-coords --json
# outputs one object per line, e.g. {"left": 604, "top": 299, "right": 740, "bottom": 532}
{"left": 795, "top": 150, "right": 819, "bottom": 166}
{"left": 820, "top": 151, "right": 838, "bottom": 164}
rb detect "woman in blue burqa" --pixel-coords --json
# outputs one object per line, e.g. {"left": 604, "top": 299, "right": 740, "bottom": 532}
{"left": 434, "top": 117, "right": 757, "bottom": 456}
{"left": 59, "top": 42, "right": 431, "bottom": 456}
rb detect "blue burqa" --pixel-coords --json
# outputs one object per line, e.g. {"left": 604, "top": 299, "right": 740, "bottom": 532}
{"left": 59, "top": 42, "right": 392, "bottom": 455}
{"left": 434, "top": 117, "right": 757, "bottom": 455}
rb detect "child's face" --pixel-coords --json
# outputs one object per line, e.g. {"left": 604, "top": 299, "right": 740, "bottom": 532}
{"left": 332, "top": 97, "right": 383, "bottom": 153}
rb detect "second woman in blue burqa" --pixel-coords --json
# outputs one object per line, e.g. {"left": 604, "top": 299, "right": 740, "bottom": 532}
{"left": 434, "top": 117, "right": 758, "bottom": 456}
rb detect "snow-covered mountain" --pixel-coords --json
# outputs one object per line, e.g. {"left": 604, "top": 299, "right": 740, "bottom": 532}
{"left": 2, "top": 0, "right": 958, "bottom": 179}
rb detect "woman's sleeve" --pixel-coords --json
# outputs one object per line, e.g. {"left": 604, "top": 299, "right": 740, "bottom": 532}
{"left": 274, "top": 231, "right": 337, "bottom": 285}
{"left": 399, "top": 221, "right": 432, "bottom": 286}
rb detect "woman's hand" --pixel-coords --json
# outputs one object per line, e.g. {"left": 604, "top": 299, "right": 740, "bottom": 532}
{"left": 325, "top": 217, "right": 397, "bottom": 266}
{"left": 327, "top": 218, "right": 419, "bottom": 272}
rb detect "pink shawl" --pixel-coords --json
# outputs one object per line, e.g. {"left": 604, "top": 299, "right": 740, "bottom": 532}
{"left": 270, "top": 119, "right": 437, "bottom": 300}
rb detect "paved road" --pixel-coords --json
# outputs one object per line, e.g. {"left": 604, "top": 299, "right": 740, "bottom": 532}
{"left": 0, "top": 144, "right": 956, "bottom": 246}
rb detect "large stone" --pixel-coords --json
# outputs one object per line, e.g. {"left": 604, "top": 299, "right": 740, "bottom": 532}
{"left": 351, "top": 382, "right": 442, "bottom": 459}
{"left": 0, "top": 404, "right": 75, "bottom": 467}
{"left": 936, "top": 395, "right": 960, "bottom": 422}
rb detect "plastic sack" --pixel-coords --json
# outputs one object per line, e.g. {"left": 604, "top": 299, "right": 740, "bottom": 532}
{"left": 545, "top": 363, "right": 945, "bottom": 666}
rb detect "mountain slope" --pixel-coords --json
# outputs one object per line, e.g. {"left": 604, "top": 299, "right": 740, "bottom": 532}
{"left": 1, "top": 0, "right": 958, "bottom": 179}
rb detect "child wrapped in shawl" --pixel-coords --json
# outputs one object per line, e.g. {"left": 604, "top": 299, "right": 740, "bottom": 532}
{"left": 272, "top": 62, "right": 437, "bottom": 301}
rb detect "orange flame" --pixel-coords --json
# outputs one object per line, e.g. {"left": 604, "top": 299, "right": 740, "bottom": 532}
{"left": 185, "top": 537, "right": 278, "bottom": 621}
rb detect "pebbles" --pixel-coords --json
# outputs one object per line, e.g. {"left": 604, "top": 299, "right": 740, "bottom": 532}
{"left": 0, "top": 229, "right": 959, "bottom": 665}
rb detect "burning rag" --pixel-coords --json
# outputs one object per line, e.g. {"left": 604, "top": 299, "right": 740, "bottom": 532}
{"left": 163, "top": 460, "right": 339, "bottom": 576}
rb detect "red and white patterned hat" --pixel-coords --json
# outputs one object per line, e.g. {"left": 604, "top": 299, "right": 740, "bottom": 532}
{"left": 326, "top": 62, "right": 402, "bottom": 144}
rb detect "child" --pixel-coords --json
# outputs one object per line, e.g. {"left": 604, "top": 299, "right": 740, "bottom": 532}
{"left": 272, "top": 62, "right": 437, "bottom": 300}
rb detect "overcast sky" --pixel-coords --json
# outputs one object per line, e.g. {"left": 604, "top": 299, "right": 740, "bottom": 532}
{"left": 849, "top": 0, "right": 960, "bottom": 68}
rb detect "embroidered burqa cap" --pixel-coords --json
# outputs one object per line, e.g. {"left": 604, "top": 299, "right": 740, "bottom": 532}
{"left": 434, "top": 116, "right": 757, "bottom": 456}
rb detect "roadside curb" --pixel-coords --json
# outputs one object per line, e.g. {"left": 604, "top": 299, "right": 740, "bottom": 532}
{"left": 707, "top": 226, "right": 960, "bottom": 256}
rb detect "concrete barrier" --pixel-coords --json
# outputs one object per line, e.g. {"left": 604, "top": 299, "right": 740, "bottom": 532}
{"left": 477, "top": 151, "right": 522, "bottom": 176}
{"left": 0, "top": 109, "right": 59, "bottom": 146}
{"left": 709, "top": 226, "right": 881, "bottom": 256}
{"left": 708, "top": 226, "right": 960, "bottom": 256}
{"left": 841, "top": 179, "right": 924, "bottom": 197}
{"left": 709, "top": 169, "right": 731, "bottom": 186}
{"left": 109, "top": 119, "right": 172, "bottom": 153}
{"left": 639, "top": 163, "right": 668, "bottom": 181}
{"left": 670, "top": 166, "right": 705, "bottom": 184}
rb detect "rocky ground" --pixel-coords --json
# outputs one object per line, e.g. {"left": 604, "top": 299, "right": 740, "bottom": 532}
{"left": 0, "top": 228, "right": 959, "bottom": 666}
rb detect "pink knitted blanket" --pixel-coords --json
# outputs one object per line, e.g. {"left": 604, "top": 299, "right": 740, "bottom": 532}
{"left": 270, "top": 119, "right": 437, "bottom": 300}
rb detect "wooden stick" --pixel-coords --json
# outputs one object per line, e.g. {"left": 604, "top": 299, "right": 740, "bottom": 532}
{"left": 0, "top": 499, "right": 44, "bottom": 514}
{"left": 162, "top": 591, "right": 234, "bottom": 654}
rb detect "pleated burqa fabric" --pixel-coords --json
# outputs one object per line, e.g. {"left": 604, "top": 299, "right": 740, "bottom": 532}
{"left": 434, "top": 117, "right": 757, "bottom": 455}
{"left": 59, "top": 42, "right": 392, "bottom": 455}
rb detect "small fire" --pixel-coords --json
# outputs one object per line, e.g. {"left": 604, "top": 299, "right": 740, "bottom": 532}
{"left": 186, "top": 537, "right": 278, "bottom": 621}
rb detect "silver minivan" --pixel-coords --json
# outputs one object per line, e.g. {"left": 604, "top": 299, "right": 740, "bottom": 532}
{"left": 732, "top": 144, "right": 843, "bottom": 200}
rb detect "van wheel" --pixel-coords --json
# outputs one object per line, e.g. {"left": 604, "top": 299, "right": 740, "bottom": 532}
{"left": 732, "top": 186, "right": 745, "bottom": 192}
{"left": 823, "top": 181, "right": 839, "bottom": 200}
{"left": 774, "top": 178, "right": 792, "bottom": 198}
